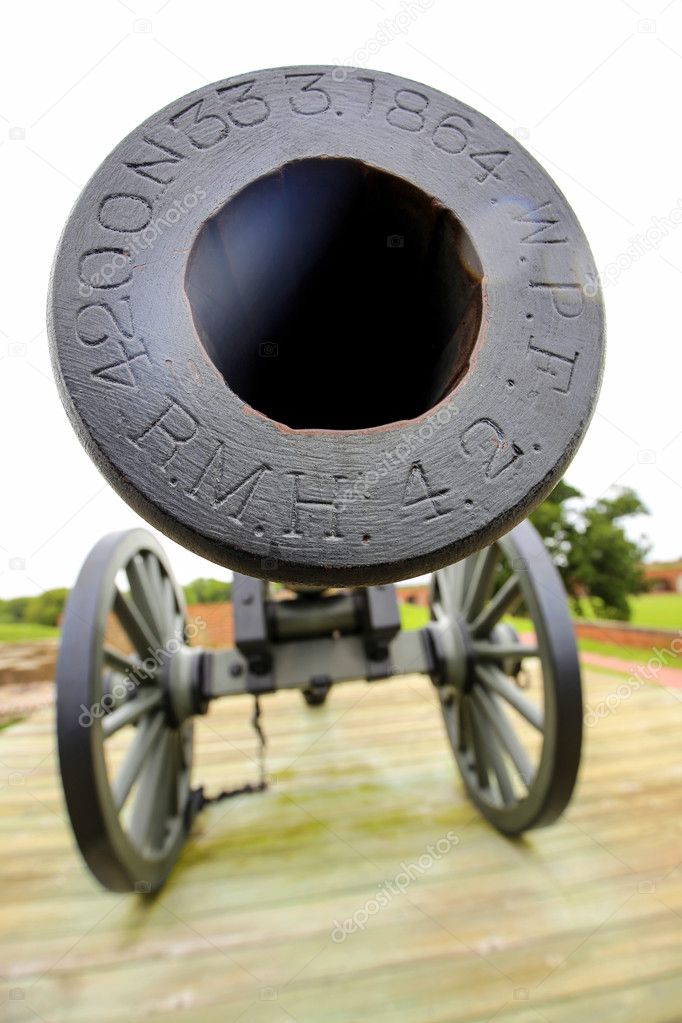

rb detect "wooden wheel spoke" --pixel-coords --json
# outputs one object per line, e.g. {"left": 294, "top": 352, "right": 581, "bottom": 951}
{"left": 176, "top": 733, "right": 191, "bottom": 812}
{"left": 145, "top": 551, "right": 164, "bottom": 600}
{"left": 112, "top": 712, "right": 165, "bottom": 811}
{"left": 129, "top": 730, "right": 172, "bottom": 851}
{"left": 147, "top": 555, "right": 172, "bottom": 637}
{"left": 475, "top": 663, "right": 544, "bottom": 731}
{"left": 462, "top": 546, "right": 499, "bottom": 622}
{"left": 470, "top": 574, "right": 522, "bottom": 637}
{"left": 170, "top": 731, "right": 189, "bottom": 818}
{"left": 470, "top": 690, "right": 515, "bottom": 804}
{"left": 103, "top": 646, "right": 140, "bottom": 675}
{"left": 432, "top": 599, "right": 447, "bottom": 625}
{"left": 163, "top": 577, "right": 181, "bottom": 642}
{"left": 474, "top": 685, "right": 534, "bottom": 789}
{"left": 456, "top": 695, "right": 469, "bottom": 753}
{"left": 113, "top": 589, "right": 159, "bottom": 660}
{"left": 471, "top": 640, "right": 539, "bottom": 661}
{"left": 126, "top": 555, "right": 165, "bottom": 648}
{"left": 102, "top": 670, "right": 134, "bottom": 712}
{"left": 102, "top": 687, "right": 163, "bottom": 737}
{"left": 439, "top": 563, "right": 467, "bottom": 619}
{"left": 467, "top": 697, "right": 493, "bottom": 792}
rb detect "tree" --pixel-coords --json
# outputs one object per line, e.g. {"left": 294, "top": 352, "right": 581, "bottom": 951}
{"left": 23, "top": 588, "right": 70, "bottom": 627}
{"left": 530, "top": 483, "right": 650, "bottom": 619}
{"left": 529, "top": 482, "right": 649, "bottom": 621}
{"left": 0, "top": 596, "right": 31, "bottom": 623}
{"left": 183, "top": 578, "right": 232, "bottom": 605}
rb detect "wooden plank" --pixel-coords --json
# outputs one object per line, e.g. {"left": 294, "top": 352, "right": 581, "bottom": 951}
{"left": 0, "top": 667, "right": 680, "bottom": 1021}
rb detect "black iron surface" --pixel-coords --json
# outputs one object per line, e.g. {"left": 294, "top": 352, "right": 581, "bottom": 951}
{"left": 49, "top": 66, "right": 604, "bottom": 586}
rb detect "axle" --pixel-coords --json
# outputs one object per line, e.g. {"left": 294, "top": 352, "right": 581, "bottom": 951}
{"left": 188, "top": 578, "right": 435, "bottom": 708}
{"left": 202, "top": 627, "right": 434, "bottom": 700}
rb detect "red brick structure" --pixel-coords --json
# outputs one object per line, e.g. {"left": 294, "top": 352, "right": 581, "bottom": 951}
{"left": 396, "top": 584, "right": 430, "bottom": 607}
{"left": 642, "top": 562, "right": 682, "bottom": 593}
{"left": 103, "top": 602, "right": 234, "bottom": 652}
{"left": 188, "top": 602, "right": 234, "bottom": 648}
{"left": 573, "top": 620, "right": 681, "bottom": 651}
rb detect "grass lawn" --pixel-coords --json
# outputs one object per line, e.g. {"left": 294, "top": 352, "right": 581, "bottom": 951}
{"left": 0, "top": 622, "right": 59, "bottom": 644}
{"left": 400, "top": 603, "right": 429, "bottom": 630}
{"left": 501, "top": 614, "right": 682, "bottom": 671}
{"left": 400, "top": 588, "right": 682, "bottom": 679}
{"left": 578, "top": 636, "right": 682, "bottom": 670}
{"left": 402, "top": 605, "right": 682, "bottom": 671}
{"left": 627, "top": 593, "right": 682, "bottom": 630}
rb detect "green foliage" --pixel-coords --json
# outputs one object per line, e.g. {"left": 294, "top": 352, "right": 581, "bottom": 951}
{"left": 0, "top": 596, "right": 31, "bottom": 623}
{"left": 23, "top": 588, "right": 70, "bottom": 627}
{"left": 0, "top": 590, "right": 69, "bottom": 628}
{"left": 530, "top": 482, "right": 649, "bottom": 621}
{"left": 0, "top": 573, "right": 235, "bottom": 636}
{"left": 183, "top": 577, "right": 232, "bottom": 605}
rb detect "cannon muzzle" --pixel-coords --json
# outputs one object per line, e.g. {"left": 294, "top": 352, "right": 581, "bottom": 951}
{"left": 49, "top": 66, "right": 604, "bottom": 586}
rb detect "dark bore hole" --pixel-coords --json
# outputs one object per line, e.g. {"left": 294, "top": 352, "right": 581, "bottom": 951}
{"left": 186, "top": 158, "right": 483, "bottom": 431}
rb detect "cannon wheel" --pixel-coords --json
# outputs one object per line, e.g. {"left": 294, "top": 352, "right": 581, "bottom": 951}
{"left": 56, "top": 529, "right": 196, "bottom": 893}
{"left": 430, "top": 520, "right": 582, "bottom": 834}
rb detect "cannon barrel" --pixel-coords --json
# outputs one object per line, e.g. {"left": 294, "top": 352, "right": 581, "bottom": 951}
{"left": 48, "top": 66, "right": 604, "bottom": 586}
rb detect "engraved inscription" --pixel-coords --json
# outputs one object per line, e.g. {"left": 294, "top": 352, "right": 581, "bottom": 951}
{"left": 515, "top": 202, "right": 568, "bottom": 244}
{"left": 530, "top": 282, "right": 584, "bottom": 318}
{"left": 469, "top": 150, "right": 509, "bottom": 182}
{"left": 285, "top": 472, "right": 347, "bottom": 540}
{"left": 97, "top": 193, "right": 153, "bottom": 233}
{"left": 215, "top": 79, "right": 270, "bottom": 126}
{"left": 186, "top": 448, "right": 271, "bottom": 517}
{"left": 528, "top": 340, "right": 578, "bottom": 394}
{"left": 91, "top": 336, "right": 150, "bottom": 389}
{"left": 64, "top": 70, "right": 598, "bottom": 553}
{"left": 431, "top": 113, "right": 471, "bottom": 153}
{"left": 128, "top": 398, "right": 199, "bottom": 470}
{"left": 357, "top": 76, "right": 376, "bottom": 116}
{"left": 460, "top": 419, "right": 523, "bottom": 478}
{"left": 124, "top": 136, "right": 186, "bottom": 188}
{"left": 76, "top": 298, "right": 134, "bottom": 346}
{"left": 169, "top": 99, "right": 230, "bottom": 150}
{"left": 285, "top": 72, "right": 332, "bottom": 115}
{"left": 79, "top": 249, "right": 132, "bottom": 291}
{"left": 387, "top": 89, "right": 429, "bottom": 132}
{"left": 401, "top": 462, "right": 450, "bottom": 520}
{"left": 76, "top": 297, "right": 149, "bottom": 389}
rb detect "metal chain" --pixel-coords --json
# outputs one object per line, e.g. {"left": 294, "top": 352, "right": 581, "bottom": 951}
{"left": 197, "top": 696, "right": 268, "bottom": 808}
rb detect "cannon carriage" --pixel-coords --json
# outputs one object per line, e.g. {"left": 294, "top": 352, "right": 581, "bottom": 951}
{"left": 48, "top": 66, "right": 604, "bottom": 892}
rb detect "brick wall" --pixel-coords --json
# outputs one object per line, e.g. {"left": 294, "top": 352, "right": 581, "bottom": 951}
{"left": 573, "top": 620, "right": 682, "bottom": 651}
{"left": 188, "top": 602, "right": 234, "bottom": 648}
{"left": 396, "top": 585, "right": 430, "bottom": 607}
{"left": 103, "top": 602, "right": 234, "bottom": 652}
{"left": 642, "top": 565, "right": 682, "bottom": 593}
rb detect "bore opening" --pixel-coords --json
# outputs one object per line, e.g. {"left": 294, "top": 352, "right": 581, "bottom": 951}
{"left": 186, "top": 158, "right": 482, "bottom": 431}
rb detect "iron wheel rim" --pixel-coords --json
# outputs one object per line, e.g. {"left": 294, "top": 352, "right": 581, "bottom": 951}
{"left": 56, "top": 529, "right": 194, "bottom": 892}
{"left": 431, "top": 519, "right": 582, "bottom": 834}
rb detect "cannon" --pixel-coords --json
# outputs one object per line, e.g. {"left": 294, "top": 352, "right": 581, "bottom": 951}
{"left": 48, "top": 66, "right": 604, "bottom": 892}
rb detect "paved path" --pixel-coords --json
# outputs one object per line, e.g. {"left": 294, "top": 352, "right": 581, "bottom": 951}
{"left": 580, "top": 652, "right": 682, "bottom": 690}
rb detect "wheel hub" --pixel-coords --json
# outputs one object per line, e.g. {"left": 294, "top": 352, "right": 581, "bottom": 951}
{"left": 161, "top": 644, "right": 206, "bottom": 727}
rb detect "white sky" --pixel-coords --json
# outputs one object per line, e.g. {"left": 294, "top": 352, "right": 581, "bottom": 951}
{"left": 1, "top": 0, "right": 681, "bottom": 599}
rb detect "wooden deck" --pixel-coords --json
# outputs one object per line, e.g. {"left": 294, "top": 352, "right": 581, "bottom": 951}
{"left": 1, "top": 667, "right": 681, "bottom": 1022}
